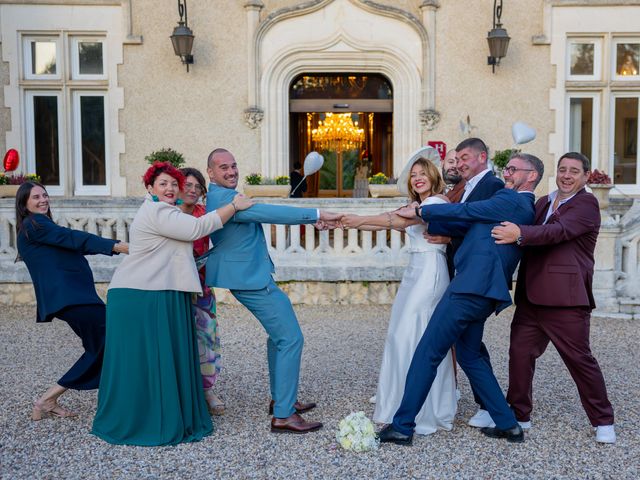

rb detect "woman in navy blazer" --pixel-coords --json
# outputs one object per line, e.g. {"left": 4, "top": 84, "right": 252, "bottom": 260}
{"left": 16, "top": 181, "right": 127, "bottom": 420}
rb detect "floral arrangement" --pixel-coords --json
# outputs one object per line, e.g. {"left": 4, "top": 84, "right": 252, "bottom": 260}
{"left": 587, "top": 169, "right": 612, "bottom": 185}
{"left": 245, "top": 174, "right": 290, "bottom": 186}
{"left": 144, "top": 148, "right": 185, "bottom": 168}
{"left": 245, "top": 173, "right": 262, "bottom": 185}
{"left": 335, "top": 411, "right": 379, "bottom": 452}
{"left": 368, "top": 172, "right": 389, "bottom": 185}
{"left": 275, "top": 175, "right": 289, "bottom": 186}
{"left": 0, "top": 172, "right": 40, "bottom": 185}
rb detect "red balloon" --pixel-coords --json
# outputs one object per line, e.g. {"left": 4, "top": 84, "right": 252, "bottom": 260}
{"left": 3, "top": 149, "right": 19, "bottom": 172}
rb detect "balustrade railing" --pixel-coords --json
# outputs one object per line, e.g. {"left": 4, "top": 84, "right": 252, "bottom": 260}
{"left": 0, "top": 197, "right": 410, "bottom": 282}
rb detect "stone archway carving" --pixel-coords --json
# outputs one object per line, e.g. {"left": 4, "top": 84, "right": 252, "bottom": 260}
{"left": 248, "top": 0, "right": 431, "bottom": 177}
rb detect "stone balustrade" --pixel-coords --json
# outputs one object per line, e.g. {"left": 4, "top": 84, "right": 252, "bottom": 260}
{"left": 1, "top": 195, "right": 639, "bottom": 318}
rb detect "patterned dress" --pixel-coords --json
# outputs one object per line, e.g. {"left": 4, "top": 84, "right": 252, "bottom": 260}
{"left": 191, "top": 203, "right": 222, "bottom": 391}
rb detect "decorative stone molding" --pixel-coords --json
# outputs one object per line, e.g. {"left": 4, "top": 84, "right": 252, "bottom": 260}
{"left": 243, "top": 0, "right": 264, "bottom": 9}
{"left": 419, "top": 109, "right": 440, "bottom": 130}
{"left": 253, "top": 0, "right": 429, "bottom": 177}
{"left": 243, "top": 106, "right": 264, "bottom": 129}
{"left": 419, "top": 0, "right": 440, "bottom": 9}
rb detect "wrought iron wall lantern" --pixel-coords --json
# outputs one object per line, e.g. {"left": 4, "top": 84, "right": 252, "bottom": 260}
{"left": 170, "top": 0, "right": 194, "bottom": 72}
{"left": 487, "top": 0, "right": 510, "bottom": 73}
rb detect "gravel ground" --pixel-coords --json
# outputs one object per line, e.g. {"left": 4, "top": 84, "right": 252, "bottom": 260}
{"left": 0, "top": 304, "right": 638, "bottom": 480}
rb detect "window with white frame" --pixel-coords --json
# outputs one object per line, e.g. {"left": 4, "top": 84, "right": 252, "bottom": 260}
{"left": 564, "top": 35, "right": 640, "bottom": 189}
{"left": 567, "top": 38, "right": 602, "bottom": 81}
{"left": 611, "top": 95, "right": 639, "bottom": 185}
{"left": 22, "top": 33, "right": 109, "bottom": 195}
{"left": 567, "top": 94, "right": 599, "bottom": 163}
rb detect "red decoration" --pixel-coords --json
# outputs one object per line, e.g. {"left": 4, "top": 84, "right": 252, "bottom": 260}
{"left": 427, "top": 141, "right": 447, "bottom": 161}
{"left": 3, "top": 149, "right": 19, "bottom": 172}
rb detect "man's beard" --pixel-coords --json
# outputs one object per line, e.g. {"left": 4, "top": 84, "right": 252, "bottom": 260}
{"left": 443, "top": 170, "right": 462, "bottom": 184}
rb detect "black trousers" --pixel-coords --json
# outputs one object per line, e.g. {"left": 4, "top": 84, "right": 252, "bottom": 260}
{"left": 55, "top": 304, "right": 106, "bottom": 390}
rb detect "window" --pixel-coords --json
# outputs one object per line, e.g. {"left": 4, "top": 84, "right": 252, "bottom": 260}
{"left": 73, "top": 92, "right": 108, "bottom": 194}
{"left": 611, "top": 96, "right": 639, "bottom": 185}
{"left": 23, "top": 36, "right": 61, "bottom": 80}
{"left": 25, "top": 91, "right": 65, "bottom": 196}
{"left": 613, "top": 39, "right": 640, "bottom": 80}
{"left": 71, "top": 37, "right": 106, "bottom": 80}
{"left": 22, "top": 32, "right": 109, "bottom": 195}
{"left": 567, "top": 38, "right": 602, "bottom": 81}
{"left": 567, "top": 95, "right": 599, "bottom": 162}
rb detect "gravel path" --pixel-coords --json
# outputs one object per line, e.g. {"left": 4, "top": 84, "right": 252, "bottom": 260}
{"left": 1, "top": 304, "right": 638, "bottom": 479}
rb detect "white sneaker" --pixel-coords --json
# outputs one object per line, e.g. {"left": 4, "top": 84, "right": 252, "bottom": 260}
{"left": 468, "top": 409, "right": 496, "bottom": 428}
{"left": 369, "top": 395, "right": 376, "bottom": 404}
{"left": 518, "top": 420, "right": 532, "bottom": 430}
{"left": 595, "top": 425, "right": 616, "bottom": 444}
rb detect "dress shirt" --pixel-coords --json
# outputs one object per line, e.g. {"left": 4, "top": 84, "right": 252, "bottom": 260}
{"left": 543, "top": 190, "right": 578, "bottom": 224}
{"left": 460, "top": 168, "right": 491, "bottom": 203}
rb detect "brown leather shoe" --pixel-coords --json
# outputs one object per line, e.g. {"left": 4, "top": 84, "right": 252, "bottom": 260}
{"left": 270, "top": 413, "right": 323, "bottom": 434}
{"left": 268, "top": 399, "right": 317, "bottom": 415}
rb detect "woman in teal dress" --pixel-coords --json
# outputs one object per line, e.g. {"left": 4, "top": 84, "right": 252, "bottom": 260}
{"left": 92, "top": 162, "right": 252, "bottom": 446}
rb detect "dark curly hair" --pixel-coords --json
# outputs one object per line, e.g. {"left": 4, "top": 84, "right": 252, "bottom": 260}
{"left": 142, "top": 161, "right": 185, "bottom": 190}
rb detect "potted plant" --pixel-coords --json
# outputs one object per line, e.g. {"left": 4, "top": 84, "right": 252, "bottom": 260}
{"left": 492, "top": 149, "right": 519, "bottom": 176}
{"left": 587, "top": 169, "right": 613, "bottom": 210}
{"left": 368, "top": 172, "right": 400, "bottom": 198}
{"left": 0, "top": 173, "right": 41, "bottom": 197}
{"left": 243, "top": 173, "right": 292, "bottom": 197}
{"left": 145, "top": 148, "right": 186, "bottom": 168}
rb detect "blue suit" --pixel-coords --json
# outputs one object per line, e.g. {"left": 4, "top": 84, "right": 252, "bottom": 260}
{"left": 205, "top": 184, "right": 318, "bottom": 417}
{"left": 392, "top": 189, "right": 535, "bottom": 434}
{"left": 431, "top": 171, "right": 504, "bottom": 411}
{"left": 17, "top": 213, "right": 119, "bottom": 389}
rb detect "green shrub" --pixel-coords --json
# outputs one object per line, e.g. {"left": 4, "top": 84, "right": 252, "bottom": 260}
{"left": 145, "top": 148, "right": 185, "bottom": 168}
{"left": 492, "top": 149, "right": 519, "bottom": 170}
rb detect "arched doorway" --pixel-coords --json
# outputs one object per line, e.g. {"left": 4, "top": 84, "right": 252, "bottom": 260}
{"left": 289, "top": 73, "right": 393, "bottom": 197}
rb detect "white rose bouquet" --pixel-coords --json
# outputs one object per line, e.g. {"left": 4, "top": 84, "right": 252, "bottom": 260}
{"left": 336, "top": 411, "right": 379, "bottom": 452}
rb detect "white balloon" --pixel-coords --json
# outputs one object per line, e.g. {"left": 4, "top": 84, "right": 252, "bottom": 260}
{"left": 397, "top": 146, "right": 442, "bottom": 195}
{"left": 303, "top": 151, "right": 324, "bottom": 176}
{"left": 512, "top": 122, "right": 536, "bottom": 145}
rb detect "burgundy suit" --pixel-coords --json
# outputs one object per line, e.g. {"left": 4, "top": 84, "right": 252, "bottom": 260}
{"left": 506, "top": 188, "right": 614, "bottom": 426}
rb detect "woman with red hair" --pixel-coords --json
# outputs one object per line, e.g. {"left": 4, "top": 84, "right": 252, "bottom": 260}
{"left": 92, "top": 162, "right": 253, "bottom": 446}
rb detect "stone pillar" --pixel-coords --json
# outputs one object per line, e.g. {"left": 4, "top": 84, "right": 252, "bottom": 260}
{"left": 244, "top": 1, "right": 264, "bottom": 128}
{"left": 593, "top": 211, "right": 622, "bottom": 315}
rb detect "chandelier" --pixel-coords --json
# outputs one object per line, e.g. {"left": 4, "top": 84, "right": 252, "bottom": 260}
{"left": 311, "top": 113, "right": 365, "bottom": 151}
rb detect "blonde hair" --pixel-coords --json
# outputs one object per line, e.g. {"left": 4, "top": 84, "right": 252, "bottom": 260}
{"left": 407, "top": 158, "right": 445, "bottom": 203}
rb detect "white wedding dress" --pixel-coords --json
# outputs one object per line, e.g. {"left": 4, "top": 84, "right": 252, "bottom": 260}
{"left": 372, "top": 195, "right": 457, "bottom": 434}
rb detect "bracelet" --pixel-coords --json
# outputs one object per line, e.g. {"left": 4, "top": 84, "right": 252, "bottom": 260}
{"left": 386, "top": 212, "right": 393, "bottom": 229}
{"left": 231, "top": 201, "right": 237, "bottom": 213}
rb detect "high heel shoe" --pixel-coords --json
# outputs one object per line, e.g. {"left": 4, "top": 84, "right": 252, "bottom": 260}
{"left": 31, "top": 400, "right": 77, "bottom": 421}
{"left": 204, "top": 391, "right": 225, "bottom": 416}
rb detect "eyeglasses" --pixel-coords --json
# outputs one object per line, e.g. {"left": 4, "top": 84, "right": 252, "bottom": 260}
{"left": 502, "top": 166, "right": 535, "bottom": 175}
{"left": 184, "top": 182, "right": 204, "bottom": 193}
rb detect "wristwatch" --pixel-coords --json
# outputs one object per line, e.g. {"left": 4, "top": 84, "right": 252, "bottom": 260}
{"left": 516, "top": 235, "right": 523, "bottom": 246}
{"left": 415, "top": 206, "right": 421, "bottom": 218}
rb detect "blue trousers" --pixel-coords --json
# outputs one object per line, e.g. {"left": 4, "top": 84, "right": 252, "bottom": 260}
{"left": 231, "top": 279, "right": 303, "bottom": 418}
{"left": 56, "top": 303, "right": 106, "bottom": 390}
{"left": 392, "top": 290, "right": 517, "bottom": 435}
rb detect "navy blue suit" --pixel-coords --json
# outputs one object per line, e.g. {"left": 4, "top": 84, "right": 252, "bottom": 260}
{"left": 430, "top": 172, "right": 504, "bottom": 411}
{"left": 392, "top": 189, "right": 535, "bottom": 434}
{"left": 18, "top": 213, "right": 119, "bottom": 389}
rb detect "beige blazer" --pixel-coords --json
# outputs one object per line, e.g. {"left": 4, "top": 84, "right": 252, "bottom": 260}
{"left": 109, "top": 195, "right": 223, "bottom": 293}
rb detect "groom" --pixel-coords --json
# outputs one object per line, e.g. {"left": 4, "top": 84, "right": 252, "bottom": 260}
{"left": 205, "top": 148, "right": 340, "bottom": 433}
{"left": 379, "top": 152, "right": 544, "bottom": 445}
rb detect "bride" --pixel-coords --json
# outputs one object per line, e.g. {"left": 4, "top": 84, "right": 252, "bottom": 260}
{"left": 341, "top": 151, "right": 457, "bottom": 434}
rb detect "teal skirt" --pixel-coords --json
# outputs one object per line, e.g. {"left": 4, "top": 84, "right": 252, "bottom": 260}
{"left": 92, "top": 289, "right": 213, "bottom": 446}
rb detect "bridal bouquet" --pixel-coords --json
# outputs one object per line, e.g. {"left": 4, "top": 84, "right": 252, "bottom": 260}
{"left": 336, "top": 411, "right": 379, "bottom": 452}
